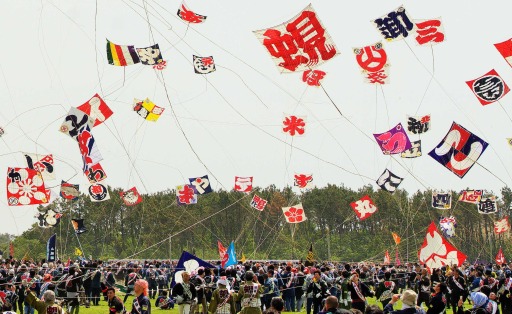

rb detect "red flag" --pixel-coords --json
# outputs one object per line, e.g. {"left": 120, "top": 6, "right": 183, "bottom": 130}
{"left": 392, "top": 232, "right": 401, "bottom": 245}
{"left": 217, "top": 240, "right": 227, "bottom": 260}
{"left": 418, "top": 222, "right": 467, "bottom": 273}
{"left": 395, "top": 248, "right": 401, "bottom": 266}
{"left": 496, "top": 248, "right": 506, "bottom": 265}
{"left": 9, "top": 242, "right": 14, "bottom": 258}
{"left": 384, "top": 250, "right": 390, "bottom": 265}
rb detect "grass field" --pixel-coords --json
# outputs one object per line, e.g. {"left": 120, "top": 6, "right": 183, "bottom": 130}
{"left": 70, "top": 295, "right": 475, "bottom": 314}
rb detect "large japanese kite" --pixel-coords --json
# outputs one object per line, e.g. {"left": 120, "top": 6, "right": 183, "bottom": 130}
{"left": 283, "top": 115, "right": 306, "bottom": 136}
{"left": 373, "top": 123, "right": 412, "bottom": 155}
{"left": 59, "top": 107, "right": 94, "bottom": 140}
{"left": 413, "top": 18, "right": 445, "bottom": 46}
{"left": 350, "top": 195, "right": 377, "bottom": 221}
{"left": 494, "top": 38, "right": 512, "bottom": 68}
{"left": 120, "top": 187, "right": 142, "bottom": 206}
{"left": 439, "top": 216, "right": 456, "bottom": 238}
{"left": 466, "top": 69, "right": 510, "bottom": 105}
{"left": 189, "top": 175, "right": 212, "bottom": 194}
{"left": 494, "top": 216, "right": 510, "bottom": 234}
{"left": 77, "top": 94, "right": 113, "bottom": 126}
{"left": 458, "top": 189, "right": 483, "bottom": 204}
{"left": 478, "top": 196, "right": 497, "bottom": 214}
{"left": 250, "top": 194, "right": 268, "bottom": 211}
{"left": 133, "top": 98, "right": 165, "bottom": 122}
{"left": 418, "top": 222, "right": 466, "bottom": 273}
{"left": 177, "top": 2, "right": 206, "bottom": 23}
{"left": 234, "top": 176, "right": 253, "bottom": 193}
{"left": 294, "top": 173, "right": 313, "bottom": 190}
{"left": 35, "top": 208, "right": 62, "bottom": 228}
{"left": 372, "top": 6, "right": 415, "bottom": 42}
{"left": 7, "top": 168, "right": 49, "bottom": 206}
{"left": 24, "top": 153, "right": 55, "bottom": 181}
{"left": 353, "top": 42, "right": 389, "bottom": 84}
{"left": 400, "top": 140, "right": 422, "bottom": 158}
{"left": 60, "top": 181, "right": 79, "bottom": 201}
{"left": 407, "top": 115, "right": 430, "bottom": 135}
{"left": 428, "top": 122, "right": 488, "bottom": 178}
{"left": 254, "top": 4, "right": 339, "bottom": 73}
{"left": 106, "top": 40, "right": 163, "bottom": 66}
{"left": 176, "top": 184, "right": 197, "bottom": 205}
{"left": 282, "top": 203, "right": 307, "bottom": 223}
{"left": 88, "top": 183, "right": 110, "bottom": 202}
{"left": 432, "top": 191, "right": 451, "bottom": 210}
{"left": 376, "top": 169, "right": 403, "bottom": 193}
{"left": 193, "top": 55, "right": 216, "bottom": 74}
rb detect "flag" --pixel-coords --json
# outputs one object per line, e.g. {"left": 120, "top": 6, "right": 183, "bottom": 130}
{"left": 74, "top": 247, "right": 83, "bottom": 256}
{"left": 305, "top": 243, "right": 314, "bottom": 266}
{"left": 172, "top": 251, "right": 215, "bottom": 287}
{"left": 392, "top": 232, "right": 401, "bottom": 245}
{"left": 221, "top": 241, "right": 237, "bottom": 268}
{"left": 217, "top": 240, "right": 227, "bottom": 260}
{"left": 395, "top": 248, "right": 401, "bottom": 266}
{"left": 106, "top": 39, "right": 140, "bottom": 66}
{"left": 9, "top": 242, "right": 13, "bottom": 258}
{"left": 384, "top": 250, "right": 390, "bottom": 264}
{"left": 46, "top": 234, "right": 56, "bottom": 262}
{"left": 241, "top": 253, "right": 246, "bottom": 263}
{"left": 496, "top": 247, "right": 506, "bottom": 265}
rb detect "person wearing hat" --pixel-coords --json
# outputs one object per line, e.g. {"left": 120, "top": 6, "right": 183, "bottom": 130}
{"left": 456, "top": 292, "right": 496, "bottom": 314}
{"left": 208, "top": 277, "right": 235, "bottom": 314}
{"left": 384, "top": 290, "right": 426, "bottom": 314}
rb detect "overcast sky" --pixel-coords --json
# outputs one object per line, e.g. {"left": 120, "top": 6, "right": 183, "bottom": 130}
{"left": 1, "top": 0, "right": 512, "bottom": 235}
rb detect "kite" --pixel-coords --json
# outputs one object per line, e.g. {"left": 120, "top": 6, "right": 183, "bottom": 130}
{"left": 71, "top": 219, "right": 87, "bottom": 234}
{"left": 136, "top": 44, "right": 163, "bottom": 65}
{"left": 120, "top": 187, "right": 142, "bottom": 206}
{"left": 193, "top": 55, "right": 216, "bottom": 74}
{"left": 418, "top": 222, "right": 467, "bottom": 273}
{"left": 177, "top": 2, "right": 207, "bottom": 23}
{"left": 407, "top": 115, "right": 430, "bottom": 135}
{"left": 376, "top": 169, "right": 403, "bottom": 193}
{"left": 88, "top": 183, "right": 110, "bottom": 202}
{"left": 428, "top": 122, "right": 488, "bottom": 178}
{"left": 384, "top": 250, "right": 390, "bottom": 264}
{"left": 234, "top": 176, "right": 253, "bottom": 193}
{"left": 494, "top": 38, "right": 512, "bottom": 68}
{"left": 302, "top": 70, "right": 326, "bottom": 86}
{"left": 35, "top": 208, "right": 62, "bottom": 228}
{"left": 496, "top": 248, "right": 506, "bottom": 265}
{"left": 60, "top": 181, "right": 79, "bottom": 200}
{"left": 173, "top": 251, "right": 215, "bottom": 286}
{"left": 77, "top": 94, "right": 113, "bottom": 127}
{"left": 400, "top": 140, "right": 422, "bottom": 158}
{"left": 458, "top": 189, "right": 483, "bottom": 204}
{"left": 84, "top": 163, "right": 107, "bottom": 183}
{"left": 392, "top": 232, "right": 401, "bottom": 245}
{"left": 294, "top": 173, "right": 313, "bottom": 190}
{"left": 353, "top": 42, "right": 389, "bottom": 84}
{"left": 133, "top": 98, "right": 165, "bottom": 122}
{"left": 373, "top": 123, "right": 412, "bottom": 154}
{"left": 250, "top": 194, "right": 267, "bottom": 211}
{"left": 466, "top": 69, "right": 510, "bottom": 105}
{"left": 372, "top": 6, "right": 415, "bottom": 42}
{"left": 7, "top": 168, "right": 49, "bottom": 206}
{"left": 189, "top": 175, "right": 212, "bottom": 194}
{"left": 253, "top": 4, "right": 338, "bottom": 73}
{"left": 432, "top": 191, "right": 451, "bottom": 209}
{"left": 24, "top": 153, "right": 55, "bottom": 181}
{"left": 413, "top": 18, "right": 445, "bottom": 46}
{"left": 77, "top": 125, "right": 103, "bottom": 171}
{"left": 478, "top": 196, "right": 497, "bottom": 214}
{"left": 283, "top": 115, "right": 306, "bottom": 136}
{"left": 59, "top": 107, "right": 94, "bottom": 140}
{"left": 439, "top": 216, "right": 457, "bottom": 238}
{"left": 176, "top": 184, "right": 197, "bottom": 205}
{"left": 350, "top": 195, "right": 377, "bottom": 221}
{"left": 106, "top": 39, "right": 140, "bottom": 66}
{"left": 494, "top": 217, "right": 510, "bottom": 234}
{"left": 282, "top": 203, "right": 307, "bottom": 223}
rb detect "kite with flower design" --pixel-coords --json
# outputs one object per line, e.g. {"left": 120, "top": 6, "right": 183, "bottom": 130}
{"left": 253, "top": 4, "right": 339, "bottom": 73}
{"left": 176, "top": 184, "right": 197, "bottom": 205}
{"left": 494, "top": 217, "right": 510, "bottom": 234}
{"left": 418, "top": 222, "right": 467, "bottom": 273}
{"left": 351, "top": 195, "right": 378, "bottom": 220}
{"left": 373, "top": 123, "right": 412, "bottom": 155}
{"left": 282, "top": 203, "right": 307, "bottom": 223}
{"left": 7, "top": 168, "right": 49, "bottom": 206}
{"left": 283, "top": 115, "right": 306, "bottom": 136}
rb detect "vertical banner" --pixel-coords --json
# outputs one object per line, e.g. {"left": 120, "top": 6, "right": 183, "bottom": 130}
{"left": 46, "top": 234, "right": 56, "bottom": 262}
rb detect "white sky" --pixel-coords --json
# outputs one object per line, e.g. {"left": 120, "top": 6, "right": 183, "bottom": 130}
{"left": 1, "top": 0, "right": 512, "bottom": 235}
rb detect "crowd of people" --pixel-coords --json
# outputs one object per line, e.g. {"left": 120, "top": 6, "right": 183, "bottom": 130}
{"left": 0, "top": 258, "right": 508, "bottom": 314}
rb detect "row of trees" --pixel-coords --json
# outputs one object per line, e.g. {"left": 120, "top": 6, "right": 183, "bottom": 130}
{"left": 9, "top": 185, "right": 512, "bottom": 264}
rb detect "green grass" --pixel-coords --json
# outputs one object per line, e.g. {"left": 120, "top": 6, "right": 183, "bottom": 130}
{"left": 76, "top": 295, "right": 474, "bottom": 314}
